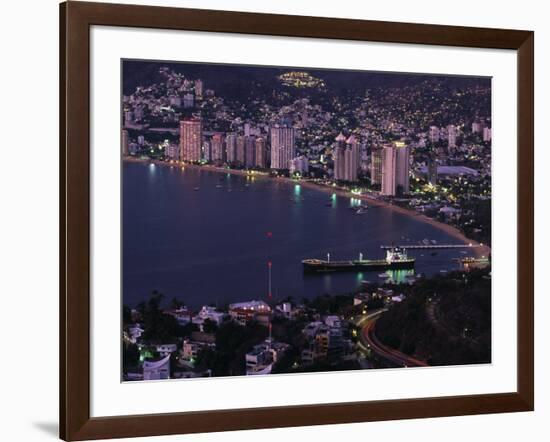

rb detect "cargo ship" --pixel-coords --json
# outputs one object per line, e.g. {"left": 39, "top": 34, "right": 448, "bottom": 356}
{"left": 302, "top": 247, "right": 415, "bottom": 273}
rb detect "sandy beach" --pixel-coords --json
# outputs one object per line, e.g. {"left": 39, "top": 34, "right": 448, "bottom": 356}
{"left": 124, "top": 157, "right": 491, "bottom": 259}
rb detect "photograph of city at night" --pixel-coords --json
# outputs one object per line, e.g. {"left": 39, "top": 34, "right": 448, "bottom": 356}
{"left": 122, "top": 60, "right": 492, "bottom": 381}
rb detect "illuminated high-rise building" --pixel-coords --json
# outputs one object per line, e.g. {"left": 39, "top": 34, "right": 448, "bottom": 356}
{"left": 483, "top": 127, "right": 492, "bottom": 142}
{"left": 447, "top": 124, "right": 457, "bottom": 152}
{"left": 226, "top": 133, "right": 237, "bottom": 164}
{"left": 202, "top": 140, "right": 211, "bottom": 162}
{"left": 344, "top": 135, "right": 360, "bottom": 182}
{"left": 211, "top": 133, "right": 225, "bottom": 163}
{"left": 395, "top": 141, "right": 410, "bottom": 195}
{"left": 270, "top": 125, "right": 295, "bottom": 170}
{"left": 333, "top": 133, "right": 359, "bottom": 182}
{"left": 381, "top": 141, "right": 410, "bottom": 196}
{"left": 333, "top": 132, "right": 347, "bottom": 181}
{"left": 370, "top": 146, "right": 383, "bottom": 186}
{"left": 122, "top": 129, "right": 129, "bottom": 156}
{"left": 194, "top": 79, "right": 203, "bottom": 99}
{"left": 255, "top": 137, "right": 267, "bottom": 168}
{"left": 245, "top": 136, "right": 256, "bottom": 168}
{"left": 381, "top": 144, "right": 396, "bottom": 196}
{"left": 236, "top": 135, "right": 246, "bottom": 165}
{"left": 179, "top": 117, "right": 202, "bottom": 162}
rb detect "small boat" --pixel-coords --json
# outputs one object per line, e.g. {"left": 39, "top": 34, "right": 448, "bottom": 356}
{"left": 361, "top": 280, "right": 370, "bottom": 286}
{"left": 193, "top": 187, "right": 200, "bottom": 191}
{"left": 378, "top": 273, "right": 388, "bottom": 278}
{"left": 439, "top": 270, "right": 448, "bottom": 274}
{"left": 216, "top": 184, "right": 223, "bottom": 188}
{"left": 355, "top": 208, "right": 368, "bottom": 215}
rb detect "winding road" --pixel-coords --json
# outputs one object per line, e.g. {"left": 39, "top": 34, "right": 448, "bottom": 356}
{"left": 354, "top": 310, "right": 428, "bottom": 368}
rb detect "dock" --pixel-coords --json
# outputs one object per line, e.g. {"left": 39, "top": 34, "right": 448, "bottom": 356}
{"left": 379, "top": 244, "right": 481, "bottom": 250}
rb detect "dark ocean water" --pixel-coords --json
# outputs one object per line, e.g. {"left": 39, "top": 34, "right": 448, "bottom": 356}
{"left": 123, "top": 162, "right": 472, "bottom": 309}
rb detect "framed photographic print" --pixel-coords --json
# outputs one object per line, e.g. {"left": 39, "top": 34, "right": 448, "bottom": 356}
{"left": 60, "top": 1, "right": 534, "bottom": 440}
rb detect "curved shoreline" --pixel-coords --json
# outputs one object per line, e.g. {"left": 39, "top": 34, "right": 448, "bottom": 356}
{"left": 297, "top": 180, "right": 490, "bottom": 259}
{"left": 124, "top": 157, "right": 491, "bottom": 259}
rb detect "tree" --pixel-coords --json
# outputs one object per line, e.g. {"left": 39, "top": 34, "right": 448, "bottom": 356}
{"left": 375, "top": 268, "right": 491, "bottom": 366}
{"left": 122, "top": 343, "right": 140, "bottom": 370}
{"left": 202, "top": 318, "right": 218, "bottom": 334}
{"left": 141, "top": 290, "right": 185, "bottom": 343}
{"left": 211, "top": 321, "right": 268, "bottom": 376}
{"left": 170, "top": 297, "right": 185, "bottom": 310}
{"left": 122, "top": 305, "right": 133, "bottom": 324}
{"left": 194, "top": 347, "right": 218, "bottom": 373}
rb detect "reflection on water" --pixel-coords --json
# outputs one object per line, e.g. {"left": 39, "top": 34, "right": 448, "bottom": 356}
{"left": 379, "top": 269, "right": 416, "bottom": 284}
{"left": 124, "top": 162, "right": 471, "bottom": 308}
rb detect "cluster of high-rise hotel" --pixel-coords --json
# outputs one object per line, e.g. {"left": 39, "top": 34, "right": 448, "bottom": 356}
{"left": 176, "top": 116, "right": 411, "bottom": 196}
{"left": 179, "top": 117, "right": 296, "bottom": 171}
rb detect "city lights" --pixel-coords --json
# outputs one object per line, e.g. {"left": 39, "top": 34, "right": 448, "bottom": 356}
{"left": 122, "top": 60, "right": 492, "bottom": 382}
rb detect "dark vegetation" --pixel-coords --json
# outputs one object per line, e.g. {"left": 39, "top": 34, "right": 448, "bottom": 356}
{"left": 375, "top": 268, "right": 491, "bottom": 365}
{"left": 194, "top": 321, "right": 268, "bottom": 376}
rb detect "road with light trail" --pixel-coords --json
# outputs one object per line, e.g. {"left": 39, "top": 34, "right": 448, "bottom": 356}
{"left": 353, "top": 309, "right": 428, "bottom": 368}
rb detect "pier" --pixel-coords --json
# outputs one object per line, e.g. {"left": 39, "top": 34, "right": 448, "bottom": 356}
{"left": 379, "top": 244, "right": 481, "bottom": 250}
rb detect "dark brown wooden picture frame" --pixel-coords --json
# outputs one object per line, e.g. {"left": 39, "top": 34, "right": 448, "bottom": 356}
{"left": 60, "top": 1, "right": 534, "bottom": 440}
